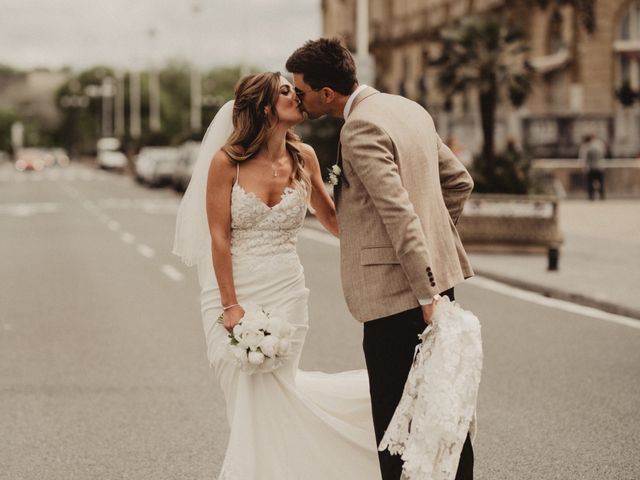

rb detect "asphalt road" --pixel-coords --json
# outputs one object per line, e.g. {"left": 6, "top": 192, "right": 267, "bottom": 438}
{"left": 1, "top": 163, "right": 638, "bottom": 479}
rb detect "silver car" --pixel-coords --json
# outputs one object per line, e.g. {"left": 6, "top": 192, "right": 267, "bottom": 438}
{"left": 172, "top": 141, "right": 200, "bottom": 192}
{"left": 135, "top": 147, "right": 180, "bottom": 187}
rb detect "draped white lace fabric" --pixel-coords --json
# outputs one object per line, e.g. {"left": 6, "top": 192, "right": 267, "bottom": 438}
{"left": 197, "top": 174, "right": 381, "bottom": 480}
{"left": 379, "top": 297, "right": 483, "bottom": 480}
{"left": 173, "top": 100, "right": 234, "bottom": 267}
{"left": 229, "top": 182, "right": 306, "bottom": 257}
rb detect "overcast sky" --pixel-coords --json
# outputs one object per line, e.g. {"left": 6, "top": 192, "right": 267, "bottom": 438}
{"left": 1, "top": 0, "right": 322, "bottom": 72}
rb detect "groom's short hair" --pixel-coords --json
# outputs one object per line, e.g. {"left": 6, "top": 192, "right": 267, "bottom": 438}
{"left": 286, "top": 38, "right": 357, "bottom": 96}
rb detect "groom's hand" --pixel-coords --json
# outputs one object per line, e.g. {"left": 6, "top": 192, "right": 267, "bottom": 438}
{"left": 420, "top": 295, "right": 441, "bottom": 325}
{"left": 223, "top": 305, "right": 245, "bottom": 333}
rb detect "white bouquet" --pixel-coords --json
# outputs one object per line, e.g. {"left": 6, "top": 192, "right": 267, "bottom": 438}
{"left": 220, "top": 304, "right": 295, "bottom": 375}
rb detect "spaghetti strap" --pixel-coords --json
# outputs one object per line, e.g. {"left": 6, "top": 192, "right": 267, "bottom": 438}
{"left": 234, "top": 162, "right": 240, "bottom": 185}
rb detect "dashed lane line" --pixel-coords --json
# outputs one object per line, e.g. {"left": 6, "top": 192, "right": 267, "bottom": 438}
{"left": 161, "top": 264, "right": 184, "bottom": 282}
{"left": 137, "top": 244, "right": 156, "bottom": 258}
{"left": 121, "top": 232, "right": 135, "bottom": 244}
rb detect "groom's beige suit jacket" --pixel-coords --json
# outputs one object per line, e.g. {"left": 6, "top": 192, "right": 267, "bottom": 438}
{"left": 336, "top": 87, "right": 474, "bottom": 322}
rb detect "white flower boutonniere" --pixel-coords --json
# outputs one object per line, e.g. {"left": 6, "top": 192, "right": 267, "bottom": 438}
{"left": 328, "top": 164, "right": 342, "bottom": 186}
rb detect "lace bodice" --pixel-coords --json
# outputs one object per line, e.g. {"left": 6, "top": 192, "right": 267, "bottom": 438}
{"left": 230, "top": 182, "right": 307, "bottom": 257}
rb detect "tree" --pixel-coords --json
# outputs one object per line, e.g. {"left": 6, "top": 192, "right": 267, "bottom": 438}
{"left": 434, "top": 14, "right": 533, "bottom": 182}
{"left": 526, "top": 0, "right": 596, "bottom": 32}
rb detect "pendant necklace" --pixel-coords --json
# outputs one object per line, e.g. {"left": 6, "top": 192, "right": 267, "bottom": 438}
{"left": 267, "top": 148, "right": 282, "bottom": 178}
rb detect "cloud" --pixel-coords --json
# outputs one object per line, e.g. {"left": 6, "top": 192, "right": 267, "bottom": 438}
{"left": 0, "top": 0, "right": 322, "bottom": 71}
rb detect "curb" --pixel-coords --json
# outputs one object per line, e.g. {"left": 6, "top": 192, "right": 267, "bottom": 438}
{"left": 303, "top": 214, "right": 640, "bottom": 322}
{"left": 471, "top": 269, "right": 640, "bottom": 321}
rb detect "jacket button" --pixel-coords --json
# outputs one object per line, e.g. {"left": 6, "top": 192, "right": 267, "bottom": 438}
{"left": 430, "top": 282, "right": 436, "bottom": 287}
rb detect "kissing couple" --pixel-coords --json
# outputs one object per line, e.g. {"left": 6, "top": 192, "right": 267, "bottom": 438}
{"left": 174, "top": 37, "right": 477, "bottom": 480}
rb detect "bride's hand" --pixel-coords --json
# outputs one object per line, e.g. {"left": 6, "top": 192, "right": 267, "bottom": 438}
{"left": 223, "top": 305, "right": 245, "bottom": 333}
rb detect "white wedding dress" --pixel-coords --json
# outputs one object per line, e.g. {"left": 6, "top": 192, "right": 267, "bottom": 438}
{"left": 196, "top": 167, "right": 381, "bottom": 480}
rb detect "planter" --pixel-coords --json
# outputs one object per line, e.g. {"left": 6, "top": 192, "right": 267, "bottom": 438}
{"left": 457, "top": 194, "right": 563, "bottom": 270}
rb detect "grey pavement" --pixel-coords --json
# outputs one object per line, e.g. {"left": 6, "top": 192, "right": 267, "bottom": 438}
{"left": 307, "top": 197, "right": 640, "bottom": 319}
{"left": 468, "top": 199, "right": 640, "bottom": 319}
{"left": 1, "top": 163, "right": 639, "bottom": 479}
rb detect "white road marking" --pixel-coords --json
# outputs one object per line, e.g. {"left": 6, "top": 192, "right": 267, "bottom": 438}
{"left": 107, "top": 220, "right": 120, "bottom": 231}
{"left": 299, "top": 227, "right": 340, "bottom": 246}
{"left": 468, "top": 276, "right": 640, "bottom": 329}
{"left": 99, "top": 198, "right": 179, "bottom": 215}
{"left": 137, "top": 244, "right": 156, "bottom": 258}
{"left": 0, "top": 202, "right": 59, "bottom": 217}
{"left": 121, "top": 232, "right": 135, "bottom": 244}
{"left": 300, "top": 227, "right": 640, "bottom": 329}
{"left": 161, "top": 264, "right": 184, "bottom": 281}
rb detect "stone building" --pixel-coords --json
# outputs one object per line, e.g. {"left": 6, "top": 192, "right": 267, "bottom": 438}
{"left": 322, "top": 0, "right": 640, "bottom": 158}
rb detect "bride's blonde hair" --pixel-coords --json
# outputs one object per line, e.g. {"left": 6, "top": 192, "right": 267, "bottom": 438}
{"left": 223, "top": 72, "right": 311, "bottom": 195}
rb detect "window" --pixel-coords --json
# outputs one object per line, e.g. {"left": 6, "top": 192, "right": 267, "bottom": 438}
{"left": 615, "top": 2, "right": 640, "bottom": 90}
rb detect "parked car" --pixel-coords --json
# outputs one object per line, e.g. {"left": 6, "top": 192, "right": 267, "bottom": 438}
{"left": 14, "top": 148, "right": 47, "bottom": 172}
{"left": 135, "top": 147, "right": 180, "bottom": 187}
{"left": 96, "top": 137, "right": 127, "bottom": 170}
{"left": 48, "top": 148, "right": 70, "bottom": 167}
{"left": 172, "top": 141, "right": 200, "bottom": 192}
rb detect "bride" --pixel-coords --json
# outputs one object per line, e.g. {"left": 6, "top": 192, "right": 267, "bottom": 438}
{"left": 173, "top": 72, "right": 381, "bottom": 479}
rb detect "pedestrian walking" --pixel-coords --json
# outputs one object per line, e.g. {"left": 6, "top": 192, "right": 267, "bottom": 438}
{"left": 579, "top": 134, "right": 606, "bottom": 200}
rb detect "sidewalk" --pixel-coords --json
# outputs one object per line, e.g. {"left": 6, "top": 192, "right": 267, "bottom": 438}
{"left": 304, "top": 198, "right": 640, "bottom": 319}
{"left": 469, "top": 199, "right": 640, "bottom": 319}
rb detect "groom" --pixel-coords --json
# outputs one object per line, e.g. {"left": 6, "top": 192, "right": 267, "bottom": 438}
{"left": 287, "top": 38, "right": 475, "bottom": 480}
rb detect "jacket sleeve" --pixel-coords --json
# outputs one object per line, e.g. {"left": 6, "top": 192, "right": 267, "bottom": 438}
{"left": 341, "top": 119, "right": 437, "bottom": 300}
{"left": 436, "top": 135, "right": 474, "bottom": 224}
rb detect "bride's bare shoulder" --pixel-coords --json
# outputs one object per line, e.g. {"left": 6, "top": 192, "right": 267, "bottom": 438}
{"left": 208, "top": 149, "right": 237, "bottom": 182}
{"left": 298, "top": 143, "right": 320, "bottom": 169}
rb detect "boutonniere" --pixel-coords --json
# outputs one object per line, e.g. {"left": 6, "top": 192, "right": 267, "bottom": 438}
{"left": 328, "top": 164, "right": 342, "bottom": 186}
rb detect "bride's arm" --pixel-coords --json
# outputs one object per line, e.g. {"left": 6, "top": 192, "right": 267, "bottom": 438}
{"left": 301, "top": 143, "right": 339, "bottom": 238}
{"left": 206, "top": 150, "right": 244, "bottom": 332}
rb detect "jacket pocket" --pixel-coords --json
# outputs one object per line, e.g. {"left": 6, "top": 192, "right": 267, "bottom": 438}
{"left": 360, "top": 246, "right": 400, "bottom": 265}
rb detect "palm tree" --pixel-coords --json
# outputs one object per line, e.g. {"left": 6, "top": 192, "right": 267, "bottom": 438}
{"left": 528, "top": 0, "right": 596, "bottom": 32}
{"left": 434, "top": 15, "right": 533, "bottom": 179}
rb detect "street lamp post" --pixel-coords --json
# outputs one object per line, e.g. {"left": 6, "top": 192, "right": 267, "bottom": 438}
{"left": 115, "top": 72, "right": 126, "bottom": 138}
{"left": 148, "top": 27, "right": 161, "bottom": 133}
{"left": 130, "top": 70, "right": 142, "bottom": 140}
{"left": 190, "top": 1, "right": 203, "bottom": 133}
{"left": 356, "top": 0, "right": 374, "bottom": 86}
{"left": 101, "top": 77, "right": 115, "bottom": 138}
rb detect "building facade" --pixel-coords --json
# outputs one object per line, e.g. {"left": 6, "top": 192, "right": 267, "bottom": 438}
{"left": 322, "top": 0, "right": 640, "bottom": 157}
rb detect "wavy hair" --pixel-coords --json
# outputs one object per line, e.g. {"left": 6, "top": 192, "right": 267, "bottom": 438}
{"left": 222, "top": 72, "right": 310, "bottom": 196}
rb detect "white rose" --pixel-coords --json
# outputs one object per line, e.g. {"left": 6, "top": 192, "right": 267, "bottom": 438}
{"left": 331, "top": 164, "right": 341, "bottom": 175}
{"left": 232, "top": 322, "right": 246, "bottom": 338}
{"left": 248, "top": 350, "right": 265, "bottom": 365}
{"left": 265, "top": 317, "right": 283, "bottom": 337}
{"left": 277, "top": 338, "right": 291, "bottom": 356}
{"left": 240, "top": 329, "right": 265, "bottom": 351}
{"left": 259, "top": 335, "right": 279, "bottom": 358}
{"left": 231, "top": 345, "right": 248, "bottom": 365}
{"left": 261, "top": 357, "right": 277, "bottom": 372}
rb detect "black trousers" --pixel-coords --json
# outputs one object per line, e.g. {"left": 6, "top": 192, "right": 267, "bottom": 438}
{"left": 586, "top": 168, "right": 605, "bottom": 200}
{"left": 363, "top": 288, "right": 474, "bottom": 480}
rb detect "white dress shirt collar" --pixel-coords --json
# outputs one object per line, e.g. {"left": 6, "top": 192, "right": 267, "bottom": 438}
{"left": 343, "top": 84, "right": 368, "bottom": 119}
